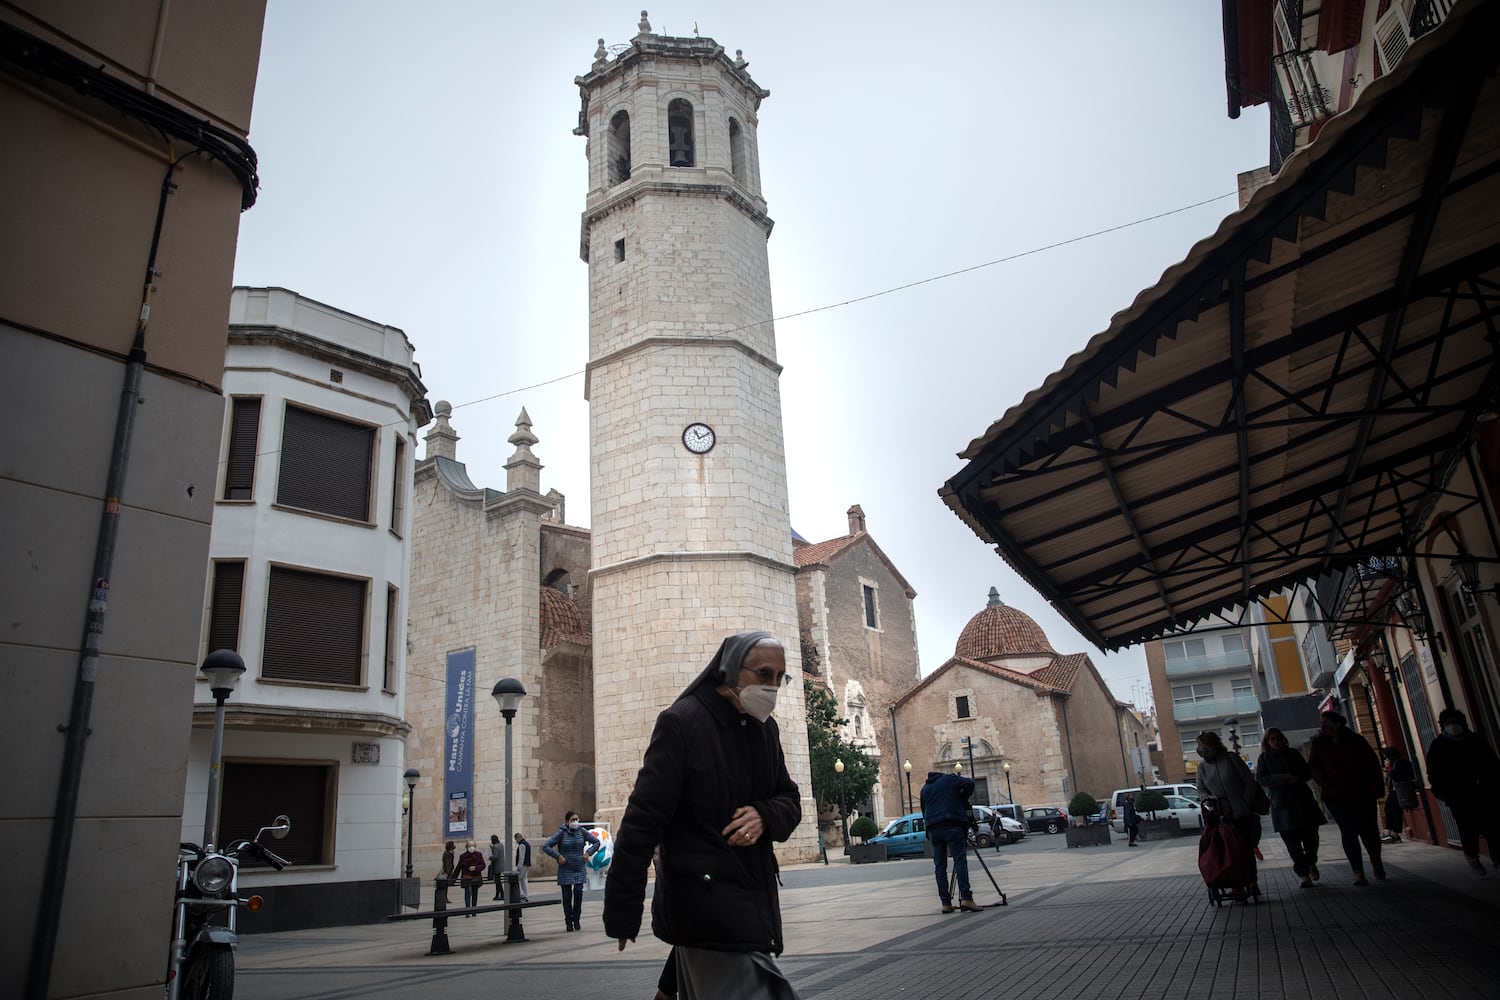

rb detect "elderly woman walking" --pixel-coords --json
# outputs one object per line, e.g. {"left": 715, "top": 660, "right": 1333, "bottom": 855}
{"left": 544, "top": 810, "right": 600, "bottom": 931}
{"left": 1195, "top": 730, "right": 1263, "bottom": 897}
{"left": 1255, "top": 727, "right": 1326, "bottom": 888}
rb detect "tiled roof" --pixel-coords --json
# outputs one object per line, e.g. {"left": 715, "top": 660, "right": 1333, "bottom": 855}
{"left": 539, "top": 586, "right": 590, "bottom": 649}
{"left": 792, "top": 532, "right": 918, "bottom": 598}
{"left": 793, "top": 534, "right": 859, "bottom": 567}
{"left": 954, "top": 601, "right": 1057, "bottom": 659}
{"left": 893, "top": 654, "right": 1067, "bottom": 709}
{"left": 1032, "top": 652, "right": 1089, "bottom": 692}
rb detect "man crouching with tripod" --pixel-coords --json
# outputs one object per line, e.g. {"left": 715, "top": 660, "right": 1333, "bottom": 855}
{"left": 920, "top": 769, "right": 983, "bottom": 914}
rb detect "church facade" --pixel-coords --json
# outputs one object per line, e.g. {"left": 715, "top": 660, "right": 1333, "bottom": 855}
{"left": 894, "top": 591, "right": 1148, "bottom": 811}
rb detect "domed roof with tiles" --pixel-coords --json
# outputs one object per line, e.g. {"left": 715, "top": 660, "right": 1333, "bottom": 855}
{"left": 539, "top": 586, "right": 591, "bottom": 649}
{"left": 954, "top": 588, "right": 1056, "bottom": 659}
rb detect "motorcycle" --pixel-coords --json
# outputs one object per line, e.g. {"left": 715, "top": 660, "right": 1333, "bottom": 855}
{"left": 166, "top": 814, "right": 291, "bottom": 1000}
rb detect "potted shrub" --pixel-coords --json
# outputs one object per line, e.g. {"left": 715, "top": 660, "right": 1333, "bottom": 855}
{"left": 847, "top": 816, "right": 886, "bottom": 863}
{"left": 1133, "top": 789, "right": 1181, "bottom": 841}
{"left": 1064, "top": 793, "right": 1110, "bottom": 847}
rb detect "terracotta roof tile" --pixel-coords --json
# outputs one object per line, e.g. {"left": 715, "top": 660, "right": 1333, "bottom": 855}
{"left": 539, "top": 586, "right": 591, "bottom": 649}
{"left": 954, "top": 601, "right": 1057, "bottom": 659}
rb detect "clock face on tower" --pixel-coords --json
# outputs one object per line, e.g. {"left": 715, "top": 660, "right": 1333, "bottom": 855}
{"left": 682, "top": 422, "right": 716, "bottom": 454}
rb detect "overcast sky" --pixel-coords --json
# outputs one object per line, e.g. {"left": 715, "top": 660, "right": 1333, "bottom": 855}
{"left": 232, "top": 1, "right": 1272, "bottom": 713}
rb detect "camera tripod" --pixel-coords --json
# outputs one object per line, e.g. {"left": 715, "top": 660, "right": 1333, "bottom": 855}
{"left": 947, "top": 826, "right": 1007, "bottom": 907}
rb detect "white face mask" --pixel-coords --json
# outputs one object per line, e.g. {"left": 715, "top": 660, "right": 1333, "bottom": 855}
{"left": 567, "top": 819, "right": 580, "bottom": 830}
{"left": 737, "top": 684, "right": 779, "bottom": 723}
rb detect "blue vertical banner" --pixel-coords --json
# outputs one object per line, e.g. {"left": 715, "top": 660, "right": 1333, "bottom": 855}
{"left": 444, "top": 648, "right": 476, "bottom": 837}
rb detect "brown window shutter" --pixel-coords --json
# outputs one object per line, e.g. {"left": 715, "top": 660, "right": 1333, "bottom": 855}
{"left": 207, "top": 561, "right": 245, "bottom": 654}
{"left": 224, "top": 398, "right": 261, "bottom": 500}
{"left": 1316, "top": 0, "right": 1367, "bottom": 55}
{"left": 263, "top": 567, "right": 366, "bottom": 685}
{"left": 277, "top": 405, "right": 374, "bottom": 521}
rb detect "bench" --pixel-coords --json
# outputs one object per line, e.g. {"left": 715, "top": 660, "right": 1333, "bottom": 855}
{"left": 386, "top": 878, "right": 561, "bottom": 955}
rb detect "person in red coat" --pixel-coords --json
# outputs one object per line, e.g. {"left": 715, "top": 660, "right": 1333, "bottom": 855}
{"left": 1308, "top": 711, "right": 1386, "bottom": 884}
{"left": 456, "top": 839, "right": 487, "bottom": 912}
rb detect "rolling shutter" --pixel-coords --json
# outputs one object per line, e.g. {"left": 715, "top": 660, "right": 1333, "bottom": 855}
{"left": 219, "top": 761, "right": 332, "bottom": 865}
{"left": 206, "top": 560, "right": 245, "bottom": 654}
{"left": 223, "top": 398, "right": 261, "bottom": 500}
{"left": 276, "top": 405, "right": 373, "bottom": 521}
{"left": 263, "top": 567, "right": 366, "bottom": 685}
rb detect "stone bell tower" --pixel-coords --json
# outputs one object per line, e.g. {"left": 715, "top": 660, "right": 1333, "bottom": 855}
{"left": 575, "top": 13, "right": 814, "bottom": 857}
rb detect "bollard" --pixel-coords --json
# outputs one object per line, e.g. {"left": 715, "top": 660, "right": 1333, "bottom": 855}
{"left": 427, "top": 877, "right": 452, "bottom": 956}
{"left": 504, "top": 871, "right": 526, "bottom": 943}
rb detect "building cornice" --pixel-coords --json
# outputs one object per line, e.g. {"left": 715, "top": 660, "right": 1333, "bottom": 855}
{"left": 194, "top": 702, "right": 412, "bottom": 738}
{"left": 591, "top": 549, "right": 795, "bottom": 580}
{"left": 584, "top": 336, "right": 781, "bottom": 399}
{"left": 229, "top": 324, "right": 432, "bottom": 424}
{"left": 580, "top": 180, "right": 774, "bottom": 261}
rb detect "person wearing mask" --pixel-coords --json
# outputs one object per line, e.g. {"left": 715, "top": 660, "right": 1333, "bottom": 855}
{"left": 1195, "top": 731, "right": 1263, "bottom": 897}
{"left": 513, "top": 831, "right": 532, "bottom": 901}
{"left": 456, "top": 839, "right": 487, "bottom": 912}
{"left": 1425, "top": 708, "right": 1500, "bottom": 875}
{"left": 920, "top": 768, "right": 983, "bottom": 914}
{"left": 1255, "top": 727, "right": 1325, "bottom": 888}
{"left": 604, "top": 631, "right": 803, "bottom": 999}
{"left": 544, "top": 810, "right": 600, "bottom": 931}
{"left": 1308, "top": 711, "right": 1386, "bottom": 884}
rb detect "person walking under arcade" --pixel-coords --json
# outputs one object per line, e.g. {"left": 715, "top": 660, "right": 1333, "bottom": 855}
{"left": 1195, "top": 731, "right": 1263, "bottom": 896}
{"left": 1425, "top": 708, "right": 1500, "bottom": 875}
{"left": 1309, "top": 711, "right": 1386, "bottom": 884}
{"left": 1256, "top": 727, "right": 1325, "bottom": 888}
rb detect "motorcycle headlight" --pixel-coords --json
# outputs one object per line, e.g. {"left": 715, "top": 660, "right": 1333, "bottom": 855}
{"left": 193, "top": 856, "right": 234, "bottom": 896}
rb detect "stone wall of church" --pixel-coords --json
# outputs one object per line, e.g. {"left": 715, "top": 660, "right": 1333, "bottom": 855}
{"left": 1055, "top": 666, "right": 1135, "bottom": 802}
{"left": 406, "top": 462, "right": 584, "bottom": 877}
{"left": 805, "top": 546, "right": 920, "bottom": 824}
{"left": 897, "top": 669, "right": 1070, "bottom": 810}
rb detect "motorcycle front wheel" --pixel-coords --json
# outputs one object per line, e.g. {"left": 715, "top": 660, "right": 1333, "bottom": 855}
{"left": 181, "top": 944, "right": 234, "bottom": 1000}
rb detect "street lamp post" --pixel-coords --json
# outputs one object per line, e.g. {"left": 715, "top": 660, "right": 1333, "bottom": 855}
{"left": 1002, "top": 760, "right": 1014, "bottom": 805}
{"left": 834, "top": 758, "right": 850, "bottom": 854}
{"left": 902, "top": 759, "right": 914, "bottom": 815}
{"left": 1224, "top": 715, "right": 1242, "bottom": 756}
{"left": 492, "top": 678, "right": 527, "bottom": 942}
{"left": 200, "top": 649, "right": 246, "bottom": 851}
{"left": 403, "top": 768, "right": 420, "bottom": 879}
{"left": 961, "top": 737, "right": 977, "bottom": 793}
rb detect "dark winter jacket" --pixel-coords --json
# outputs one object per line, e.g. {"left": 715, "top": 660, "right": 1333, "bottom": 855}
{"left": 1122, "top": 799, "right": 1139, "bottom": 828}
{"left": 457, "top": 848, "right": 486, "bottom": 883}
{"left": 1308, "top": 728, "right": 1384, "bottom": 804}
{"left": 603, "top": 632, "right": 802, "bottom": 955}
{"left": 1426, "top": 731, "right": 1500, "bottom": 806}
{"left": 514, "top": 837, "right": 532, "bottom": 869}
{"left": 919, "top": 772, "right": 975, "bottom": 831}
{"left": 1254, "top": 746, "right": 1325, "bottom": 832}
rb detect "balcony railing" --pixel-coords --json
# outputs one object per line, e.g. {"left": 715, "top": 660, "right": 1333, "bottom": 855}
{"left": 1163, "top": 648, "right": 1253, "bottom": 677}
{"left": 1172, "top": 693, "right": 1261, "bottom": 723}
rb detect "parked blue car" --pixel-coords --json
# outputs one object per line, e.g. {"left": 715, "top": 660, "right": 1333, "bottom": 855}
{"left": 865, "top": 812, "right": 928, "bottom": 858}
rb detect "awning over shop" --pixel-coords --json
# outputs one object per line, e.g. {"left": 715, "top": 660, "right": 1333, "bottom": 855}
{"left": 941, "top": 2, "right": 1500, "bottom": 653}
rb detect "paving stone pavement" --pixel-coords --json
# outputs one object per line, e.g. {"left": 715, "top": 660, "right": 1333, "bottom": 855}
{"left": 237, "top": 833, "right": 1500, "bottom": 999}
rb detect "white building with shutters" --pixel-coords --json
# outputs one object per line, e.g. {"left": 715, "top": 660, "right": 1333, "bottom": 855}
{"left": 180, "top": 287, "right": 431, "bottom": 930}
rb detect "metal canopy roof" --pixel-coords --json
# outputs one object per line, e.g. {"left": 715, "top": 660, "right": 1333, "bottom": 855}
{"left": 941, "top": 3, "right": 1500, "bottom": 653}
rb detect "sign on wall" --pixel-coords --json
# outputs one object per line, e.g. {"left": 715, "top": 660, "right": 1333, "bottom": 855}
{"left": 444, "top": 648, "right": 476, "bottom": 836}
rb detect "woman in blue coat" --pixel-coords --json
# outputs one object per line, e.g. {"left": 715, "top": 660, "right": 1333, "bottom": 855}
{"left": 543, "top": 810, "right": 600, "bottom": 931}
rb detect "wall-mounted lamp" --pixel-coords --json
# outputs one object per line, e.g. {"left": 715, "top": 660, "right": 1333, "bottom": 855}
{"left": 1452, "top": 553, "right": 1500, "bottom": 601}
{"left": 1394, "top": 590, "right": 1431, "bottom": 639}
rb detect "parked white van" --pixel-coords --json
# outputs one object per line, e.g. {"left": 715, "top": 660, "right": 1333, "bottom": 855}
{"left": 1108, "top": 784, "right": 1199, "bottom": 832}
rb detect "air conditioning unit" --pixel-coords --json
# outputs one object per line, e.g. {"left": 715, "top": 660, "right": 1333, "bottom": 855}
{"left": 1374, "top": 0, "right": 1416, "bottom": 71}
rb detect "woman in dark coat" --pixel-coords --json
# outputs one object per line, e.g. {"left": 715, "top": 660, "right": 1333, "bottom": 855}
{"left": 1308, "top": 711, "right": 1386, "bottom": 884}
{"left": 604, "top": 631, "right": 803, "bottom": 999}
{"left": 1255, "top": 727, "right": 1326, "bottom": 887}
{"left": 1426, "top": 707, "right": 1500, "bottom": 875}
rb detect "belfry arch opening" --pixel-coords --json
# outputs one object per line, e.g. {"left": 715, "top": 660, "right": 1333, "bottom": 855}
{"left": 608, "top": 110, "right": 631, "bottom": 186}
{"left": 728, "top": 117, "right": 746, "bottom": 185}
{"left": 667, "top": 98, "right": 694, "bottom": 167}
